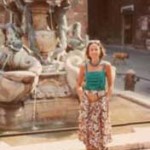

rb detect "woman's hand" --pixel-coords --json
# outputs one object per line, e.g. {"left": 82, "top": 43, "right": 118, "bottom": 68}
{"left": 76, "top": 65, "right": 85, "bottom": 101}
{"left": 105, "top": 87, "right": 112, "bottom": 101}
{"left": 105, "top": 63, "right": 113, "bottom": 101}
{"left": 77, "top": 87, "right": 83, "bottom": 100}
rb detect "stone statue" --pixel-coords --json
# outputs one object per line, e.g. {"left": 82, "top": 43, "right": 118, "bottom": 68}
{"left": 67, "top": 22, "right": 88, "bottom": 50}
{"left": 0, "top": 23, "right": 42, "bottom": 103}
{"left": 47, "top": 0, "right": 71, "bottom": 63}
{"left": 1, "top": 0, "right": 42, "bottom": 62}
{"left": 51, "top": 1, "right": 88, "bottom": 61}
{"left": 53, "top": 0, "right": 71, "bottom": 50}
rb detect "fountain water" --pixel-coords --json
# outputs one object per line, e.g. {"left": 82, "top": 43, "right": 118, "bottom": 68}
{"left": 31, "top": 86, "right": 39, "bottom": 130}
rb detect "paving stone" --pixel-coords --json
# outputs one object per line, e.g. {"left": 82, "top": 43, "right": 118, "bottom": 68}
{"left": 9, "top": 139, "right": 85, "bottom": 150}
{"left": 108, "top": 132, "right": 150, "bottom": 150}
{"left": 0, "top": 142, "right": 11, "bottom": 149}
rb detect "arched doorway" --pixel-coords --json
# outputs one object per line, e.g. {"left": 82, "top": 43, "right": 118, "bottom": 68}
{"left": 122, "top": 12, "right": 133, "bottom": 44}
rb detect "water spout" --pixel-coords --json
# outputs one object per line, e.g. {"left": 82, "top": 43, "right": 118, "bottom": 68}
{"left": 31, "top": 86, "right": 39, "bottom": 130}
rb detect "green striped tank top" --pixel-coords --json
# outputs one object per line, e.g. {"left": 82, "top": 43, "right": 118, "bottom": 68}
{"left": 84, "top": 63, "right": 106, "bottom": 91}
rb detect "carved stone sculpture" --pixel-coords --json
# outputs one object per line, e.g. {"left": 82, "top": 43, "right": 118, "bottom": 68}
{"left": 0, "top": 23, "right": 42, "bottom": 103}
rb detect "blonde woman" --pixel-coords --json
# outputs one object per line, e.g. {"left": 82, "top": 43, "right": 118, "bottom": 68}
{"left": 76, "top": 40, "right": 113, "bottom": 150}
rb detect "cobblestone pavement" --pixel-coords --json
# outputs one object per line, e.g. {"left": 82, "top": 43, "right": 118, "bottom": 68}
{"left": 105, "top": 45, "right": 150, "bottom": 97}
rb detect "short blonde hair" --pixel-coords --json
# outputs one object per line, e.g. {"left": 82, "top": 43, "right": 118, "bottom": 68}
{"left": 86, "top": 40, "right": 106, "bottom": 60}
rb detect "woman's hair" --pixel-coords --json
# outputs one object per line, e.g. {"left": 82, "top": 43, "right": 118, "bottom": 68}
{"left": 85, "top": 40, "right": 106, "bottom": 60}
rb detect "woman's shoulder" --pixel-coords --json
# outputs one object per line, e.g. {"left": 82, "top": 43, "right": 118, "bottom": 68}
{"left": 79, "top": 60, "right": 88, "bottom": 67}
{"left": 101, "top": 60, "right": 116, "bottom": 77}
{"left": 79, "top": 61, "right": 89, "bottom": 73}
{"left": 101, "top": 60, "right": 112, "bottom": 69}
{"left": 101, "top": 60, "right": 111, "bottom": 65}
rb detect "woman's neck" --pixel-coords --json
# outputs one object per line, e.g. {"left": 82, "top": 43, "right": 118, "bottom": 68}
{"left": 90, "top": 58, "right": 101, "bottom": 67}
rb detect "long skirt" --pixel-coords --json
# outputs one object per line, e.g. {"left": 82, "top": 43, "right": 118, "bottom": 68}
{"left": 78, "top": 91, "right": 112, "bottom": 150}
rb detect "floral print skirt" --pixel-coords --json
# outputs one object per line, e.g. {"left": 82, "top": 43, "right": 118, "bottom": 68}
{"left": 78, "top": 91, "right": 112, "bottom": 150}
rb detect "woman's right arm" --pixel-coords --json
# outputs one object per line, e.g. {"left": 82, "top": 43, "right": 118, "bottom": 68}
{"left": 76, "top": 65, "right": 85, "bottom": 99}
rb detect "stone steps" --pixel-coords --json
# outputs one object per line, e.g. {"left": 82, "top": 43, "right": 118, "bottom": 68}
{"left": 1, "top": 127, "right": 150, "bottom": 150}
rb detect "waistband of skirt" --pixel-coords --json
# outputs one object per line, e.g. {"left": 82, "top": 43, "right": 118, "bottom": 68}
{"left": 84, "top": 90, "right": 106, "bottom": 95}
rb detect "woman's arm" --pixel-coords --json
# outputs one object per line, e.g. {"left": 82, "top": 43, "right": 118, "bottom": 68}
{"left": 76, "top": 65, "right": 85, "bottom": 99}
{"left": 105, "top": 63, "right": 113, "bottom": 99}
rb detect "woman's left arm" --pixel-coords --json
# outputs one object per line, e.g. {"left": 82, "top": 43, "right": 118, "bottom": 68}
{"left": 105, "top": 63, "right": 113, "bottom": 100}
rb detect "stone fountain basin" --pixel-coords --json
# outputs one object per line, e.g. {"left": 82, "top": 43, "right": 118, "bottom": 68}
{"left": 0, "top": 71, "right": 36, "bottom": 103}
{"left": 0, "top": 93, "right": 149, "bottom": 132}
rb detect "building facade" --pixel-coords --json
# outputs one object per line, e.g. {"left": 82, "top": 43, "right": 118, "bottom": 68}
{"left": 88, "top": 0, "right": 150, "bottom": 50}
{"left": 121, "top": 0, "right": 150, "bottom": 50}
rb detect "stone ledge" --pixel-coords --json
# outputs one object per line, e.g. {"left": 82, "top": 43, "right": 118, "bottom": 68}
{"left": 6, "top": 139, "right": 85, "bottom": 150}
{"left": 132, "top": 127, "right": 150, "bottom": 133}
{"left": 114, "top": 90, "right": 150, "bottom": 108}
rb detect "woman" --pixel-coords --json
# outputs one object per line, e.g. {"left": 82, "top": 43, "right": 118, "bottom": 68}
{"left": 76, "top": 40, "right": 113, "bottom": 150}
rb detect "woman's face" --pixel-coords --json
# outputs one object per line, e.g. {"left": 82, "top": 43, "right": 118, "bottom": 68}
{"left": 88, "top": 43, "right": 101, "bottom": 60}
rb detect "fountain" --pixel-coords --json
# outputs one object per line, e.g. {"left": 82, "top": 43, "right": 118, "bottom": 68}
{"left": 0, "top": 0, "right": 116, "bottom": 132}
{"left": 0, "top": 0, "right": 86, "bottom": 131}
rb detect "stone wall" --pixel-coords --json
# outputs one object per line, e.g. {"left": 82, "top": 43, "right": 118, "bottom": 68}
{"left": 0, "top": 7, "right": 5, "bottom": 24}
{"left": 0, "top": 6, "right": 10, "bottom": 24}
{"left": 67, "top": 0, "right": 88, "bottom": 36}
